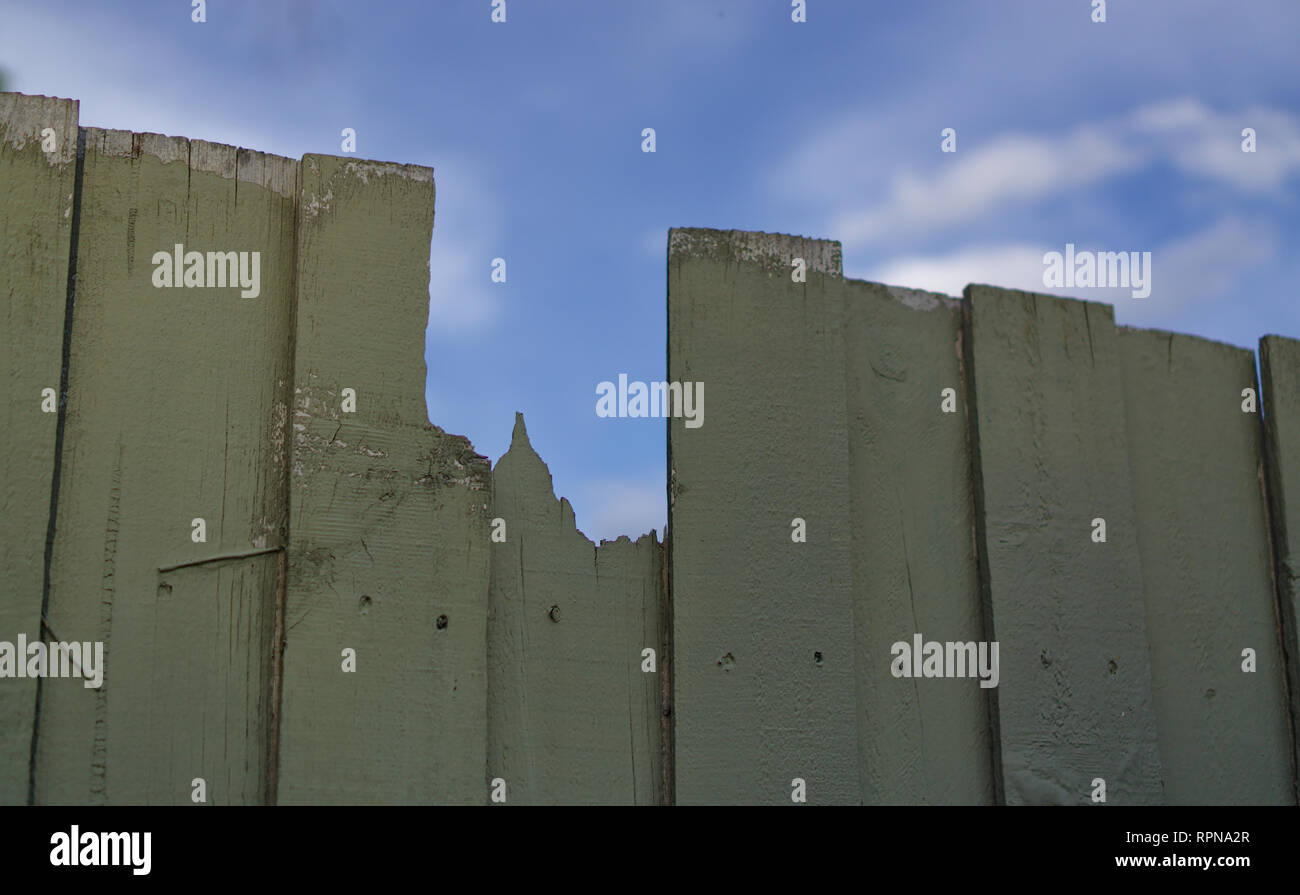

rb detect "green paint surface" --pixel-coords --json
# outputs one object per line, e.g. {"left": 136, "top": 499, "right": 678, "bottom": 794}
{"left": 1119, "top": 328, "right": 1292, "bottom": 803}
{"left": 0, "top": 93, "right": 78, "bottom": 804}
{"left": 1260, "top": 334, "right": 1300, "bottom": 790}
{"left": 6, "top": 90, "right": 1299, "bottom": 805}
{"left": 487, "top": 414, "right": 663, "bottom": 804}
{"left": 963, "top": 285, "right": 1163, "bottom": 805}
{"left": 668, "top": 228, "right": 860, "bottom": 805}
{"left": 842, "top": 280, "right": 994, "bottom": 804}
{"left": 276, "top": 155, "right": 491, "bottom": 805}
{"left": 36, "top": 130, "right": 297, "bottom": 804}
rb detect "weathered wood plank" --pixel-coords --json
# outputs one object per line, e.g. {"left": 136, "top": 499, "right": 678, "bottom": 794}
{"left": 0, "top": 92, "right": 79, "bottom": 805}
{"left": 35, "top": 130, "right": 297, "bottom": 804}
{"left": 842, "top": 280, "right": 994, "bottom": 804}
{"left": 1118, "top": 328, "right": 1292, "bottom": 803}
{"left": 667, "top": 228, "right": 859, "bottom": 805}
{"left": 276, "top": 155, "right": 491, "bottom": 805}
{"left": 487, "top": 414, "right": 663, "bottom": 804}
{"left": 963, "top": 285, "right": 1163, "bottom": 805}
{"left": 1260, "top": 333, "right": 1300, "bottom": 795}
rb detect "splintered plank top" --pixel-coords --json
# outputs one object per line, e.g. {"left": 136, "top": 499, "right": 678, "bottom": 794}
{"left": 277, "top": 154, "right": 492, "bottom": 805}
{"left": 487, "top": 414, "right": 664, "bottom": 805}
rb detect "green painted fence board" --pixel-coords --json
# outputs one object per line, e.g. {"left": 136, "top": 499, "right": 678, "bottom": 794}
{"left": 842, "top": 280, "right": 994, "bottom": 805}
{"left": 0, "top": 93, "right": 79, "bottom": 804}
{"left": 963, "top": 285, "right": 1163, "bottom": 805}
{"left": 668, "top": 228, "right": 859, "bottom": 805}
{"left": 487, "top": 414, "right": 663, "bottom": 804}
{"left": 36, "top": 130, "right": 297, "bottom": 804}
{"left": 1260, "top": 333, "right": 1300, "bottom": 791}
{"left": 276, "top": 155, "right": 491, "bottom": 805}
{"left": 1119, "top": 328, "right": 1293, "bottom": 803}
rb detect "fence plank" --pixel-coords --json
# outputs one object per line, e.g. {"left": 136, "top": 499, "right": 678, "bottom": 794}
{"left": 487, "top": 414, "right": 663, "bottom": 804}
{"left": 667, "top": 228, "right": 859, "bottom": 804}
{"left": 276, "top": 155, "right": 491, "bottom": 805}
{"left": 842, "top": 280, "right": 994, "bottom": 804}
{"left": 35, "top": 131, "right": 297, "bottom": 804}
{"left": 963, "top": 285, "right": 1163, "bottom": 805}
{"left": 1260, "top": 334, "right": 1300, "bottom": 794}
{"left": 1118, "top": 328, "right": 1293, "bottom": 803}
{"left": 0, "top": 93, "right": 79, "bottom": 804}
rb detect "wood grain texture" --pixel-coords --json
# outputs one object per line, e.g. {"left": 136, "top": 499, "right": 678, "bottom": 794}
{"left": 487, "top": 413, "right": 663, "bottom": 804}
{"left": 668, "top": 228, "right": 859, "bottom": 805}
{"left": 0, "top": 92, "right": 79, "bottom": 804}
{"left": 842, "top": 280, "right": 994, "bottom": 804}
{"left": 963, "top": 285, "right": 1163, "bottom": 805}
{"left": 1119, "top": 328, "right": 1292, "bottom": 803}
{"left": 276, "top": 154, "right": 491, "bottom": 805}
{"left": 35, "top": 130, "right": 297, "bottom": 804}
{"left": 1260, "top": 334, "right": 1300, "bottom": 796}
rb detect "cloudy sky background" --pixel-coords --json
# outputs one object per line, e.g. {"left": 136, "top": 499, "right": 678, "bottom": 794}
{"left": 3, "top": 0, "right": 1298, "bottom": 541}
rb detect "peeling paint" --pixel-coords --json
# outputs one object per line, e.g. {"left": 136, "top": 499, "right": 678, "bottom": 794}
{"left": 669, "top": 226, "right": 842, "bottom": 278}
{"left": 277, "top": 152, "right": 489, "bottom": 806}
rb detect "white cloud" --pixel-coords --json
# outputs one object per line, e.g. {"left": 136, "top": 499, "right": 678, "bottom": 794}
{"left": 866, "top": 216, "right": 1275, "bottom": 320}
{"left": 1129, "top": 98, "right": 1300, "bottom": 192}
{"left": 642, "top": 227, "right": 670, "bottom": 258}
{"left": 0, "top": 5, "right": 294, "bottom": 157}
{"left": 867, "top": 244, "right": 1049, "bottom": 298}
{"left": 574, "top": 473, "right": 666, "bottom": 544}
{"left": 426, "top": 157, "right": 504, "bottom": 336}
{"left": 833, "top": 128, "right": 1140, "bottom": 247}
{"left": 775, "top": 98, "right": 1300, "bottom": 250}
{"left": 1116, "top": 216, "right": 1276, "bottom": 324}
{"left": 768, "top": 117, "right": 884, "bottom": 204}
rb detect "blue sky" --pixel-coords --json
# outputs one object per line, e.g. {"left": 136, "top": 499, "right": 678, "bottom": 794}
{"left": 3, "top": 0, "right": 1299, "bottom": 542}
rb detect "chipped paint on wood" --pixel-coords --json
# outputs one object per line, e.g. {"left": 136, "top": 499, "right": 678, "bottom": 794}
{"left": 275, "top": 154, "right": 491, "bottom": 805}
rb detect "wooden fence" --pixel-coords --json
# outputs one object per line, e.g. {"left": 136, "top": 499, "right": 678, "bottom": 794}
{"left": 669, "top": 231, "right": 1299, "bottom": 805}
{"left": 1, "top": 92, "right": 1296, "bottom": 804}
